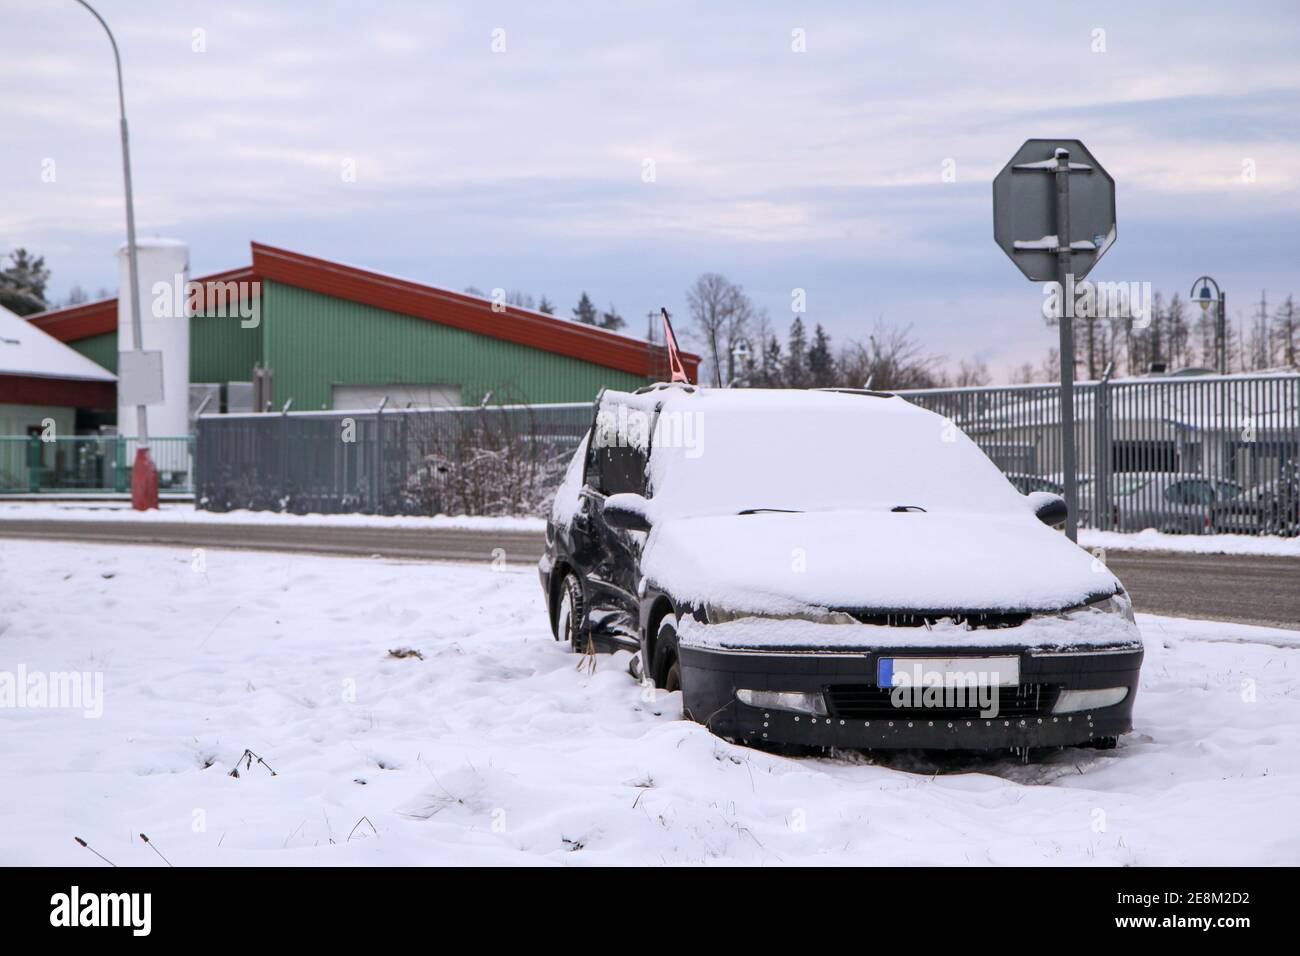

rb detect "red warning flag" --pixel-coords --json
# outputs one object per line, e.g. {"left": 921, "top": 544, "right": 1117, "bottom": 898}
{"left": 660, "top": 308, "right": 690, "bottom": 384}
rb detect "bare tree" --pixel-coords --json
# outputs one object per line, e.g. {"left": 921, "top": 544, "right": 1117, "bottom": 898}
{"left": 1008, "top": 361, "right": 1038, "bottom": 384}
{"left": 686, "top": 274, "right": 755, "bottom": 386}
{"left": 954, "top": 358, "right": 991, "bottom": 387}
{"left": 835, "top": 321, "right": 945, "bottom": 390}
{"left": 1039, "top": 347, "right": 1060, "bottom": 381}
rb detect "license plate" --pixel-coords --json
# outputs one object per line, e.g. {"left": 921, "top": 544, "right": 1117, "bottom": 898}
{"left": 877, "top": 656, "right": 1020, "bottom": 688}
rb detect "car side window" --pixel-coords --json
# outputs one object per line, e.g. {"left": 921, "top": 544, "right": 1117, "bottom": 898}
{"left": 1216, "top": 481, "right": 1242, "bottom": 502}
{"left": 587, "top": 401, "right": 649, "bottom": 496}
{"left": 1166, "top": 480, "right": 1213, "bottom": 506}
{"left": 597, "top": 443, "right": 648, "bottom": 496}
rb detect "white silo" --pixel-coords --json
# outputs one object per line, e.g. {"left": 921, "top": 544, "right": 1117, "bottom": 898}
{"left": 116, "top": 238, "right": 191, "bottom": 441}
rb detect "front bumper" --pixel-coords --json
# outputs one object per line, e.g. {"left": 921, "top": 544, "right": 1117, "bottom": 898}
{"left": 679, "top": 641, "right": 1142, "bottom": 751}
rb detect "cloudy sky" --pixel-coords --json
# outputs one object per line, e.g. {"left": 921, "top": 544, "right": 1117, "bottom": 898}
{"left": 4, "top": 0, "right": 1299, "bottom": 379}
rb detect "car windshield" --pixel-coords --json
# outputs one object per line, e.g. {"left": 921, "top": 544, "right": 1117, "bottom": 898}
{"left": 642, "top": 389, "right": 1028, "bottom": 520}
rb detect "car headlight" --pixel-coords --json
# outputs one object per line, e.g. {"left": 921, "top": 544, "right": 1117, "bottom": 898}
{"left": 1066, "top": 591, "right": 1135, "bottom": 625}
{"left": 1052, "top": 687, "right": 1129, "bottom": 714}
{"left": 736, "top": 688, "right": 828, "bottom": 716}
{"left": 704, "top": 604, "right": 858, "bottom": 625}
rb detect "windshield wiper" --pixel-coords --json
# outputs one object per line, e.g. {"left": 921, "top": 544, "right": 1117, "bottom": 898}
{"left": 737, "top": 508, "right": 802, "bottom": 515}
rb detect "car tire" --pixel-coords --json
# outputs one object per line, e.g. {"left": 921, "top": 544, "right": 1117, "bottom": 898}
{"left": 652, "top": 616, "right": 681, "bottom": 691}
{"left": 665, "top": 660, "right": 682, "bottom": 693}
{"left": 556, "top": 573, "right": 585, "bottom": 651}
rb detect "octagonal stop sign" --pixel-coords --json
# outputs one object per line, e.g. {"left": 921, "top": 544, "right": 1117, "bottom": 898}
{"left": 992, "top": 139, "right": 1116, "bottom": 282}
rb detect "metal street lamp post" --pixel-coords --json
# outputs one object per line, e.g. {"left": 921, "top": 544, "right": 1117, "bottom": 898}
{"left": 1191, "top": 276, "right": 1227, "bottom": 375}
{"left": 71, "top": 0, "right": 158, "bottom": 509}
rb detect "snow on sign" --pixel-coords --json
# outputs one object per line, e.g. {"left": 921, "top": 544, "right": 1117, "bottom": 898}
{"left": 992, "top": 138, "right": 1116, "bottom": 282}
{"left": 117, "top": 349, "right": 165, "bottom": 406}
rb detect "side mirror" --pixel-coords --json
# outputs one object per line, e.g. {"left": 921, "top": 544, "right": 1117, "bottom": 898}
{"left": 603, "top": 493, "right": 652, "bottom": 532}
{"left": 1027, "top": 491, "right": 1068, "bottom": 528}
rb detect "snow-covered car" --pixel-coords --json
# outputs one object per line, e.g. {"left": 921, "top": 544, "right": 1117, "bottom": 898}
{"left": 1111, "top": 472, "right": 1245, "bottom": 534}
{"left": 539, "top": 384, "right": 1143, "bottom": 753}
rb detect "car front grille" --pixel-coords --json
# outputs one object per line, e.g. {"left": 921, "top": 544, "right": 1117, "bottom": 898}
{"left": 824, "top": 683, "right": 1061, "bottom": 720}
{"left": 841, "top": 610, "right": 1031, "bottom": 629}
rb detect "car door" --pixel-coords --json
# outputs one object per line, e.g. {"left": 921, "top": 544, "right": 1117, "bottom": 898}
{"left": 575, "top": 397, "right": 651, "bottom": 646}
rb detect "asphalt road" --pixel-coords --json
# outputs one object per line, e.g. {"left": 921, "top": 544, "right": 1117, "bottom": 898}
{"left": 1, "top": 519, "right": 1296, "bottom": 631}
{"left": 1103, "top": 551, "right": 1299, "bottom": 631}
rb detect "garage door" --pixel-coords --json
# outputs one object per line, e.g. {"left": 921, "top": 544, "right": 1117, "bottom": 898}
{"left": 332, "top": 384, "right": 463, "bottom": 410}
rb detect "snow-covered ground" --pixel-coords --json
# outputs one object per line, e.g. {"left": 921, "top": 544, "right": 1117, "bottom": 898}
{"left": 1078, "top": 527, "right": 1300, "bottom": 558}
{"left": 1, "top": 539, "right": 1296, "bottom": 866}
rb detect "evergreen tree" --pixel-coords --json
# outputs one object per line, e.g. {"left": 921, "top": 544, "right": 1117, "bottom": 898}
{"left": 0, "top": 248, "right": 51, "bottom": 316}
{"left": 572, "top": 292, "right": 598, "bottom": 325}
{"left": 599, "top": 303, "right": 626, "bottom": 331}
{"left": 537, "top": 296, "right": 555, "bottom": 315}
{"left": 1273, "top": 295, "right": 1298, "bottom": 368}
{"left": 759, "top": 335, "right": 783, "bottom": 387}
{"left": 807, "top": 323, "right": 835, "bottom": 387}
{"left": 784, "top": 317, "right": 809, "bottom": 388}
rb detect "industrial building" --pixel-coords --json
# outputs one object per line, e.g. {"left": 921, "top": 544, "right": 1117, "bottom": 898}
{"left": 25, "top": 241, "right": 699, "bottom": 427}
{"left": 0, "top": 301, "right": 116, "bottom": 436}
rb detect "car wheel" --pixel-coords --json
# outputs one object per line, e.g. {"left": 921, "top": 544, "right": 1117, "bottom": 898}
{"left": 665, "top": 659, "right": 682, "bottom": 693}
{"left": 556, "top": 573, "right": 585, "bottom": 651}
{"left": 652, "top": 616, "right": 681, "bottom": 691}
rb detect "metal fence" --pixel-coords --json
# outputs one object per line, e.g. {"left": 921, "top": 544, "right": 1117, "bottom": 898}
{"left": 0, "top": 436, "right": 194, "bottom": 494}
{"left": 194, "top": 403, "right": 594, "bottom": 515}
{"left": 898, "top": 372, "right": 1300, "bottom": 536}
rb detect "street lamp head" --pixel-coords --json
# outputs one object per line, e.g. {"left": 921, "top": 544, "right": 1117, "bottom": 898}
{"left": 1190, "top": 275, "right": 1220, "bottom": 314}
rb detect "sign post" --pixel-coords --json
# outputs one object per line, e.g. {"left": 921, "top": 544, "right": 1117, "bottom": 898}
{"left": 993, "top": 139, "right": 1117, "bottom": 542}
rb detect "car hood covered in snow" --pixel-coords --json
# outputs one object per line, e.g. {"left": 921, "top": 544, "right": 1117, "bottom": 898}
{"left": 641, "top": 508, "right": 1120, "bottom": 615}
